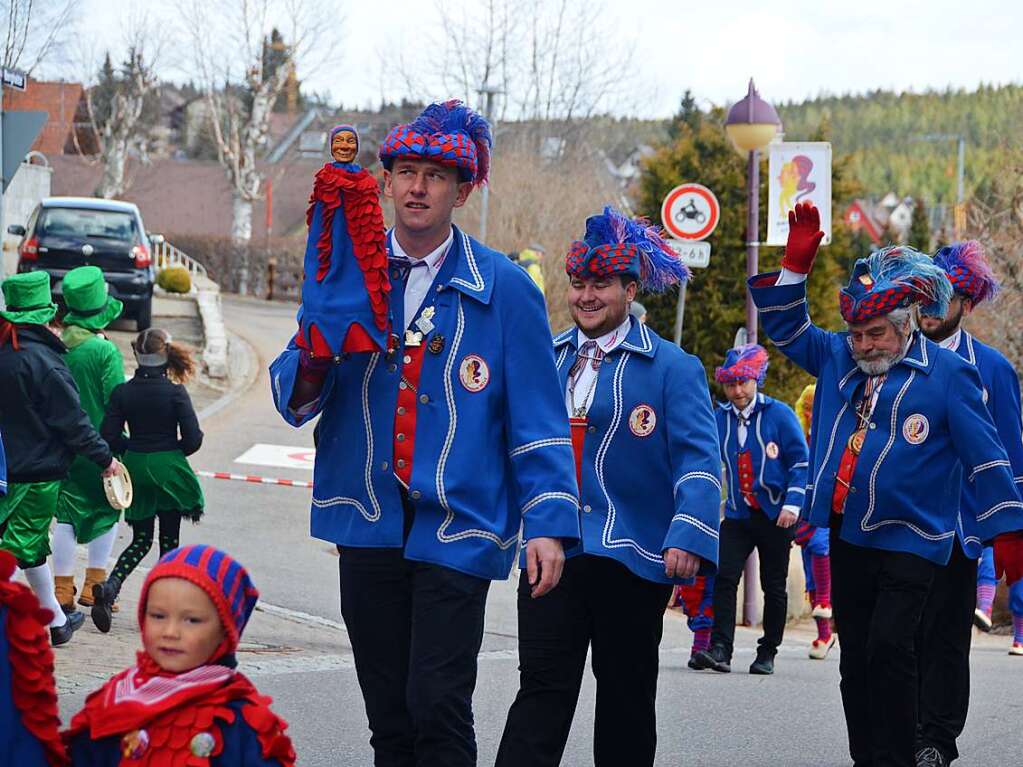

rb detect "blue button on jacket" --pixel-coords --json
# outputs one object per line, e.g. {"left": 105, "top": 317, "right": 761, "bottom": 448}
{"left": 749, "top": 273, "right": 1023, "bottom": 565}
{"left": 271, "top": 227, "right": 581, "bottom": 581}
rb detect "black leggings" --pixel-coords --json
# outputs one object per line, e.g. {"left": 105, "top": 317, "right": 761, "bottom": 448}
{"left": 110, "top": 511, "right": 183, "bottom": 582}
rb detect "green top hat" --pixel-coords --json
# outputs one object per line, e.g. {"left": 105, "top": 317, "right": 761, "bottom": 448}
{"left": 61, "top": 266, "right": 123, "bottom": 330}
{"left": 1, "top": 271, "right": 58, "bottom": 325}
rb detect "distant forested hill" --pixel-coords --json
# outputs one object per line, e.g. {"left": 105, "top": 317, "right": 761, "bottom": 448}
{"left": 775, "top": 84, "right": 1023, "bottom": 203}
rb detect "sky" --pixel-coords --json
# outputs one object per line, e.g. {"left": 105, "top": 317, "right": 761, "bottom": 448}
{"left": 64, "top": 0, "right": 1023, "bottom": 118}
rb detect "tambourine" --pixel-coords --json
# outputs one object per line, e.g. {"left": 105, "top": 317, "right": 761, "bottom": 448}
{"left": 103, "top": 465, "right": 134, "bottom": 510}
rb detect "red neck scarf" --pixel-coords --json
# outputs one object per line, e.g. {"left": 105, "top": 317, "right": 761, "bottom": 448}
{"left": 68, "top": 651, "right": 240, "bottom": 739}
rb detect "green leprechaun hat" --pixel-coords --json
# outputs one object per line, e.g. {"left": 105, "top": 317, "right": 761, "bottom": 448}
{"left": 1, "top": 271, "right": 58, "bottom": 325}
{"left": 61, "top": 266, "right": 123, "bottom": 330}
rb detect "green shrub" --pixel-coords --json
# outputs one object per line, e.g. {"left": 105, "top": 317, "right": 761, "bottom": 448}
{"left": 157, "top": 266, "right": 192, "bottom": 294}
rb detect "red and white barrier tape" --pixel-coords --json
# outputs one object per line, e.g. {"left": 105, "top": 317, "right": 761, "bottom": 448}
{"left": 197, "top": 470, "right": 313, "bottom": 489}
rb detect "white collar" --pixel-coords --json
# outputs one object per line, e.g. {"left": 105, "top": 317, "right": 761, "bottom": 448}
{"left": 392, "top": 227, "right": 454, "bottom": 272}
{"left": 577, "top": 316, "right": 632, "bottom": 354}
{"left": 938, "top": 327, "right": 962, "bottom": 352}
{"left": 731, "top": 394, "right": 758, "bottom": 421}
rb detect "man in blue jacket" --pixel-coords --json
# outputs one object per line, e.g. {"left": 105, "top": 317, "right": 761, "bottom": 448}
{"left": 749, "top": 203, "right": 1023, "bottom": 767}
{"left": 914, "top": 241, "right": 1023, "bottom": 767}
{"left": 496, "top": 207, "right": 721, "bottom": 767}
{"left": 271, "top": 101, "right": 580, "bottom": 767}
{"left": 692, "top": 344, "right": 808, "bottom": 675}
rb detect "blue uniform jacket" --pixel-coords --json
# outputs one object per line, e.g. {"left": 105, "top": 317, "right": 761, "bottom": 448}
{"left": 952, "top": 331, "right": 1023, "bottom": 557}
{"left": 550, "top": 319, "right": 721, "bottom": 583}
{"left": 717, "top": 394, "right": 809, "bottom": 521}
{"left": 271, "top": 227, "right": 580, "bottom": 581}
{"left": 749, "top": 274, "right": 1023, "bottom": 564}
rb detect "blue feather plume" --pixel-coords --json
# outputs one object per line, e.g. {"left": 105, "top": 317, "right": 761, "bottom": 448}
{"left": 867, "top": 245, "right": 952, "bottom": 317}
{"left": 408, "top": 99, "right": 492, "bottom": 185}
{"left": 586, "top": 206, "right": 691, "bottom": 292}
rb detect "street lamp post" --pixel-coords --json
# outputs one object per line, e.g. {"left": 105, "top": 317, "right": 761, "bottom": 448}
{"left": 724, "top": 80, "right": 781, "bottom": 629}
{"left": 477, "top": 83, "right": 503, "bottom": 242}
{"left": 724, "top": 79, "right": 782, "bottom": 345}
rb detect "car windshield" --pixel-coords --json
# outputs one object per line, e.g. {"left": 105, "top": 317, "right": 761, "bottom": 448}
{"left": 37, "top": 208, "right": 138, "bottom": 242}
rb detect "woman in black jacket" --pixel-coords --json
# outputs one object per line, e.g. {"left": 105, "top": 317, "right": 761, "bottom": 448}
{"left": 91, "top": 328, "right": 205, "bottom": 632}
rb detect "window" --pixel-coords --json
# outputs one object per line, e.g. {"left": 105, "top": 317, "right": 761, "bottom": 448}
{"left": 37, "top": 208, "right": 138, "bottom": 242}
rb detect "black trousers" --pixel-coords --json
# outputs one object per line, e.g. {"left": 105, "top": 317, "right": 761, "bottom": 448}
{"left": 831, "top": 527, "right": 937, "bottom": 767}
{"left": 496, "top": 554, "right": 673, "bottom": 767}
{"left": 915, "top": 542, "right": 977, "bottom": 763}
{"left": 338, "top": 544, "right": 490, "bottom": 767}
{"left": 710, "top": 512, "right": 794, "bottom": 657}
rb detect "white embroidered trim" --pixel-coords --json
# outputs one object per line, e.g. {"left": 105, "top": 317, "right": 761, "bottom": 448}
{"left": 510, "top": 438, "right": 573, "bottom": 458}
{"left": 673, "top": 471, "right": 722, "bottom": 497}
{"left": 361, "top": 354, "right": 382, "bottom": 521}
{"left": 774, "top": 319, "right": 811, "bottom": 347}
{"left": 759, "top": 297, "right": 807, "bottom": 313}
{"left": 756, "top": 412, "right": 783, "bottom": 506}
{"left": 522, "top": 491, "right": 579, "bottom": 514}
{"left": 595, "top": 354, "right": 664, "bottom": 564}
{"left": 792, "top": 461, "right": 809, "bottom": 469}
{"left": 312, "top": 495, "right": 371, "bottom": 518}
{"left": 977, "top": 500, "right": 1023, "bottom": 523}
{"left": 435, "top": 297, "right": 517, "bottom": 550}
{"left": 621, "top": 321, "right": 654, "bottom": 353}
{"left": 449, "top": 231, "right": 486, "bottom": 294}
{"left": 810, "top": 367, "right": 857, "bottom": 502}
{"left": 670, "top": 513, "right": 719, "bottom": 540}
{"left": 787, "top": 487, "right": 806, "bottom": 495}
{"left": 969, "top": 460, "right": 1011, "bottom": 482}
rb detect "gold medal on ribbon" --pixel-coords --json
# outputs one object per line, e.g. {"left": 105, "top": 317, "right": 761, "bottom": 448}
{"left": 848, "top": 429, "right": 866, "bottom": 456}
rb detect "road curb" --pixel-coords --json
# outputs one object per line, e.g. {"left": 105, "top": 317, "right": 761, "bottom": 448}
{"left": 196, "top": 328, "right": 259, "bottom": 422}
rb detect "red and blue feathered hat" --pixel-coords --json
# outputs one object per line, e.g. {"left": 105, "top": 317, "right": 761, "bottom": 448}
{"left": 715, "top": 344, "right": 769, "bottom": 386}
{"left": 839, "top": 245, "right": 952, "bottom": 323}
{"left": 565, "top": 206, "right": 691, "bottom": 292}
{"left": 379, "top": 100, "right": 492, "bottom": 186}
{"left": 139, "top": 544, "right": 259, "bottom": 655}
{"left": 932, "top": 240, "right": 999, "bottom": 306}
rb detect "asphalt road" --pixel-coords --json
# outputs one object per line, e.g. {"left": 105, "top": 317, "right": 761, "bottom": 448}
{"left": 62, "top": 294, "right": 1023, "bottom": 766}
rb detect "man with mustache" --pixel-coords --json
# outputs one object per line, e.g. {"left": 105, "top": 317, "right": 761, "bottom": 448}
{"left": 496, "top": 207, "right": 721, "bottom": 767}
{"left": 272, "top": 101, "right": 579, "bottom": 767}
{"left": 748, "top": 203, "right": 1023, "bottom": 767}
{"left": 914, "top": 241, "right": 1023, "bottom": 766}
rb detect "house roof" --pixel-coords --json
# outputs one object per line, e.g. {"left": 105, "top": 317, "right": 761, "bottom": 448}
{"left": 46, "top": 154, "right": 323, "bottom": 240}
{"left": 2, "top": 79, "right": 86, "bottom": 155}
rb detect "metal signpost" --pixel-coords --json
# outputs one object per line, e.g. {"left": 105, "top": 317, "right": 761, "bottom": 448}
{"left": 660, "top": 183, "right": 720, "bottom": 345}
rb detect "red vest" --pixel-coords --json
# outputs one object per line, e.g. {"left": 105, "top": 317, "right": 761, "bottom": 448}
{"left": 737, "top": 451, "right": 761, "bottom": 510}
{"left": 393, "top": 345, "right": 428, "bottom": 487}
{"left": 569, "top": 417, "right": 588, "bottom": 492}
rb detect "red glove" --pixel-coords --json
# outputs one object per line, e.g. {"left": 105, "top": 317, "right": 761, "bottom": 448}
{"left": 781, "top": 202, "right": 825, "bottom": 274}
{"left": 994, "top": 531, "right": 1023, "bottom": 586}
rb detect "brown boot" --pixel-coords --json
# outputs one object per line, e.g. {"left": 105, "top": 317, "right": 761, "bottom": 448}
{"left": 54, "top": 575, "right": 77, "bottom": 613}
{"left": 78, "top": 568, "right": 106, "bottom": 607}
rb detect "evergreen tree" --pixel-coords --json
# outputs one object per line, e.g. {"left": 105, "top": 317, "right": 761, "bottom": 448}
{"left": 907, "top": 198, "right": 931, "bottom": 252}
{"left": 91, "top": 53, "right": 118, "bottom": 127}
{"left": 637, "top": 105, "right": 856, "bottom": 405}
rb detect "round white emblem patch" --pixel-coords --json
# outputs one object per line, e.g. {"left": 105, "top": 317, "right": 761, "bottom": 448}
{"left": 629, "top": 404, "right": 657, "bottom": 437}
{"left": 765, "top": 441, "right": 780, "bottom": 459}
{"left": 458, "top": 354, "right": 489, "bottom": 392}
{"left": 902, "top": 414, "right": 929, "bottom": 445}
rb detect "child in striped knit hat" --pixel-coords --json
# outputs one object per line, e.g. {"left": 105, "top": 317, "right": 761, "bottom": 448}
{"left": 65, "top": 545, "right": 296, "bottom": 765}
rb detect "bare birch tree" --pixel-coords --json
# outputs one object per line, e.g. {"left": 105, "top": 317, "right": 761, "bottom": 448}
{"left": 86, "top": 42, "right": 161, "bottom": 199}
{"left": 387, "top": 0, "right": 634, "bottom": 125}
{"left": 180, "top": 0, "right": 332, "bottom": 252}
{"left": 1, "top": 0, "right": 77, "bottom": 76}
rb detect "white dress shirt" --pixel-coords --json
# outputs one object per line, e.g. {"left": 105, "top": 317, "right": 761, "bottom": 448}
{"left": 732, "top": 398, "right": 757, "bottom": 448}
{"left": 938, "top": 327, "right": 962, "bottom": 352}
{"left": 565, "top": 318, "right": 631, "bottom": 417}
{"left": 392, "top": 227, "right": 454, "bottom": 330}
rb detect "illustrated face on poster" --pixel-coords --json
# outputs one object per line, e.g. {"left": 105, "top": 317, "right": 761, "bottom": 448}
{"left": 767, "top": 142, "right": 832, "bottom": 246}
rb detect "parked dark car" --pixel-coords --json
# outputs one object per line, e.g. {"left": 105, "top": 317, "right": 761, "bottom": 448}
{"left": 7, "top": 197, "right": 161, "bottom": 330}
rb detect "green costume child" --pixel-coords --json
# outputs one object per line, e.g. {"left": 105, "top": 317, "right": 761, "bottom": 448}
{"left": 53, "top": 266, "right": 126, "bottom": 612}
{"left": 0, "top": 271, "right": 116, "bottom": 645}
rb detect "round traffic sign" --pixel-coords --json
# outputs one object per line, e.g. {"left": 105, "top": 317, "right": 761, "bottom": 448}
{"left": 661, "top": 183, "right": 720, "bottom": 241}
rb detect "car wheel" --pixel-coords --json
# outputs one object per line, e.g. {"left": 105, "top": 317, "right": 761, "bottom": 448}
{"left": 136, "top": 298, "right": 153, "bottom": 331}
